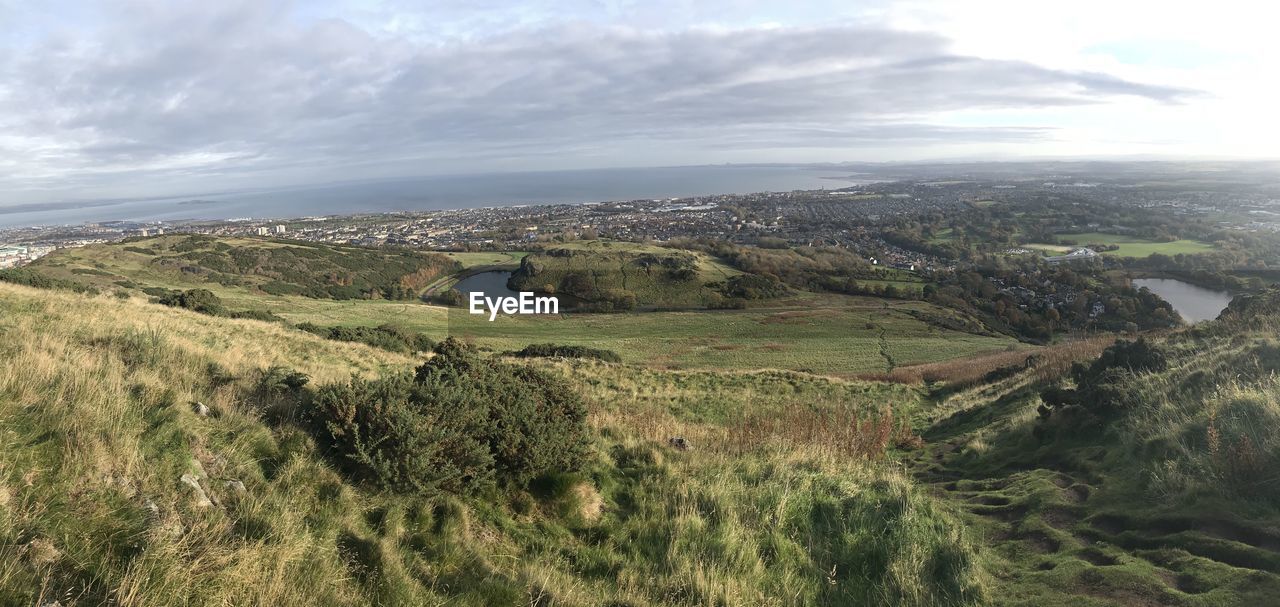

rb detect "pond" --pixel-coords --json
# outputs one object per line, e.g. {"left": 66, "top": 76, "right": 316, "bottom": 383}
{"left": 1133, "top": 278, "right": 1233, "bottom": 323}
{"left": 452, "top": 271, "right": 520, "bottom": 300}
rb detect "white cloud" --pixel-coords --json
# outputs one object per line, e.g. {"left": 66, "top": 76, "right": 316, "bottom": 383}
{"left": 0, "top": 0, "right": 1256, "bottom": 204}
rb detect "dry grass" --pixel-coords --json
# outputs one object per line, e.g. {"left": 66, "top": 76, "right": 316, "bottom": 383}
{"left": 0, "top": 282, "right": 984, "bottom": 606}
{"left": 860, "top": 336, "right": 1117, "bottom": 388}
{"left": 727, "top": 407, "right": 921, "bottom": 459}
{"left": 0, "top": 283, "right": 416, "bottom": 605}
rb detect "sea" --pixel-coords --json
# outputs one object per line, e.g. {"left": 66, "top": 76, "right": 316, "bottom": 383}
{"left": 0, "top": 165, "right": 869, "bottom": 229}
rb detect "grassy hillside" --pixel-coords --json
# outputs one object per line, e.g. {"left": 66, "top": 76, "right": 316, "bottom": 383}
{"left": 31, "top": 234, "right": 459, "bottom": 300}
{"left": 444, "top": 295, "right": 1018, "bottom": 375}
{"left": 0, "top": 282, "right": 984, "bottom": 606}
{"left": 11, "top": 238, "right": 1019, "bottom": 377}
{"left": 6, "top": 265, "right": 1280, "bottom": 604}
{"left": 902, "top": 298, "right": 1280, "bottom": 605}
{"left": 508, "top": 240, "right": 744, "bottom": 310}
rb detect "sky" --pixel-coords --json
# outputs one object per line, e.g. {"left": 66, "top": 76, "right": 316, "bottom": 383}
{"left": 0, "top": 0, "right": 1275, "bottom": 205}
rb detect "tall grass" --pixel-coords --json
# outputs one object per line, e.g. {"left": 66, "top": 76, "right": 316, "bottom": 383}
{"left": 860, "top": 335, "right": 1117, "bottom": 388}
{"left": 0, "top": 282, "right": 986, "bottom": 605}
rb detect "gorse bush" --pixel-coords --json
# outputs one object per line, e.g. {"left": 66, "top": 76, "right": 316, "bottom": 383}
{"left": 297, "top": 322, "right": 436, "bottom": 353}
{"left": 507, "top": 342, "right": 623, "bottom": 363}
{"left": 153, "top": 287, "right": 281, "bottom": 321}
{"left": 258, "top": 366, "right": 311, "bottom": 394}
{"left": 0, "top": 267, "right": 99, "bottom": 294}
{"left": 719, "top": 273, "right": 788, "bottom": 300}
{"left": 311, "top": 371, "right": 495, "bottom": 494}
{"left": 156, "top": 287, "right": 226, "bottom": 315}
{"left": 1036, "top": 338, "right": 1168, "bottom": 433}
{"left": 310, "top": 338, "right": 589, "bottom": 495}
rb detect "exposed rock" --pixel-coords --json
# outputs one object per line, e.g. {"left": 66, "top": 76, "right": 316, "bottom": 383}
{"left": 179, "top": 473, "right": 213, "bottom": 507}
{"left": 192, "top": 402, "right": 211, "bottom": 417}
{"left": 143, "top": 498, "right": 160, "bottom": 518}
{"left": 225, "top": 479, "right": 247, "bottom": 495}
{"left": 668, "top": 436, "right": 692, "bottom": 451}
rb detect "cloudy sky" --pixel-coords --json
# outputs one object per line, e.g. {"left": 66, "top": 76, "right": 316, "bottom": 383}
{"left": 0, "top": 0, "right": 1274, "bottom": 204}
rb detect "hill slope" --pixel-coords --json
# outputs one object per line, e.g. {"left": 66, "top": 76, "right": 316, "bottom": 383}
{"left": 904, "top": 294, "right": 1280, "bottom": 605}
{"left": 10, "top": 237, "right": 1020, "bottom": 377}
{"left": 6, "top": 274, "right": 1280, "bottom": 605}
{"left": 30, "top": 234, "right": 459, "bottom": 300}
{"left": 0, "top": 282, "right": 983, "bottom": 606}
{"left": 508, "top": 240, "right": 748, "bottom": 310}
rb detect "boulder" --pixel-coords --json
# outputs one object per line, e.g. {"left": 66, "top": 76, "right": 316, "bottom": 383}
{"left": 179, "top": 473, "right": 213, "bottom": 507}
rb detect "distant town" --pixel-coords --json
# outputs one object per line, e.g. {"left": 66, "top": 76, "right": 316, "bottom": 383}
{"left": 3, "top": 164, "right": 1279, "bottom": 278}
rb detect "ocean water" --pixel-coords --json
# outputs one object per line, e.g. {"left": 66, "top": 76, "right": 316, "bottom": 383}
{"left": 0, "top": 165, "right": 865, "bottom": 229}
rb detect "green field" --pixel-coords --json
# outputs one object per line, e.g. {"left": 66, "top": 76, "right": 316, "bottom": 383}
{"left": 26, "top": 238, "right": 1015, "bottom": 377}
{"left": 443, "top": 297, "right": 1014, "bottom": 375}
{"left": 928, "top": 227, "right": 958, "bottom": 243}
{"left": 97, "top": 289, "right": 1012, "bottom": 376}
{"left": 442, "top": 250, "right": 528, "bottom": 268}
{"left": 1025, "top": 232, "right": 1215, "bottom": 258}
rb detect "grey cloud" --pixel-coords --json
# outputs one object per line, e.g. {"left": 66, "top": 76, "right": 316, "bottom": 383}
{"left": 0, "top": 1, "right": 1197, "bottom": 199}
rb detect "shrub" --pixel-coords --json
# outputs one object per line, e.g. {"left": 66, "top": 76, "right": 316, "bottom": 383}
{"left": 707, "top": 295, "right": 747, "bottom": 309}
{"left": 296, "top": 322, "right": 436, "bottom": 353}
{"left": 508, "top": 343, "right": 622, "bottom": 363}
{"left": 720, "top": 274, "right": 788, "bottom": 300}
{"left": 0, "top": 268, "right": 98, "bottom": 294}
{"left": 228, "top": 309, "right": 284, "bottom": 322}
{"left": 431, "top": 289, "right": 465, "bottom": 306}
{"left": 155, "top": 288, "right": 225, "bottom": 315}
{"left": 1036, "top": 338, "right": 1168, "bottom": 433}
{"left": 258, "top": 366, "right": 311, "bottom": 394}
{"left": 309, "top": 338, "right": 589, "bottom": 495}
{"left": 311, "top": 372, "right": 495, "bottom": 494}
{"left": 587, "top": 288, "right": 636, "bottom": 312}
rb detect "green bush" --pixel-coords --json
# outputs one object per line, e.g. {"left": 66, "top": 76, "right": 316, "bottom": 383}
{"left": 155, "top": 288, "right": 225, "bottom": 315}
{"left": 227, "top": 309, "right": 284, "bottom": 322}
{"left": 258, "top": 366, "right": 311, "bottom": 394}
{"left": 296, "top": 322, "right": 436, "bottom": 353}
{"left": 309, "top": 339, "right": 589, "bottom": 495}
{"left": 508, "top": 343, "right": 622, "bottom": 363}
{"left": 1036, "top": 338, "right": 1168, "bottom": 434}
{"left": 432, "top": 289, "right": 465, "bottom": 306}
{"left": 0, "top": 268, "right": 98, "bottom": 294}
{"left": 720, "top": 273, "right": 787, "bottom": 300}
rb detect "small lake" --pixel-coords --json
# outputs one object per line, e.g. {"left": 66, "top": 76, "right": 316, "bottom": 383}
{"left": 1133, "top": 278, "right": 1233, "bottom": 323}
{"left": 452, "top": 270, "right": 520, "bottom": 299}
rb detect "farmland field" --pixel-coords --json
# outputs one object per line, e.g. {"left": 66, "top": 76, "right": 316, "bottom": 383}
{"left": 1025, "top": 232, "right": 1215, "bottom": 258}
